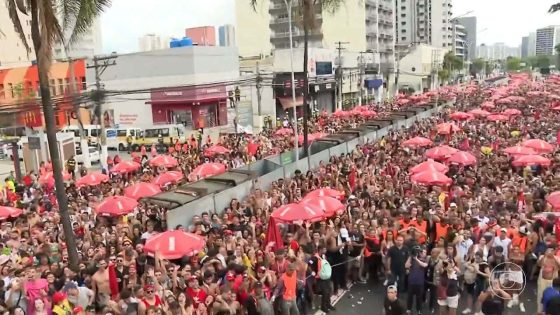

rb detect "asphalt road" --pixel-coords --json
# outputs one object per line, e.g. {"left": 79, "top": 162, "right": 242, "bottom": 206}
{"left": 329, "top": 281, "right": 538, "bottom": 315}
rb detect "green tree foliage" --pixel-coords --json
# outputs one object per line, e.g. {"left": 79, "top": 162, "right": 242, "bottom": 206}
{"left": 506, "top": 57, "right": 522, "bottom": 71}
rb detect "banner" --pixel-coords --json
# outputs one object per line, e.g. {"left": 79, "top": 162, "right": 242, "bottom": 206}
{"left": 21, "top": 109, "right": 42, "bottom": 128}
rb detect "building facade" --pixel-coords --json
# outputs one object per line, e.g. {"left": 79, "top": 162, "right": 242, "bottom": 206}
{"left": 536, "top": 26, "right": 560, "bottom": 55}
{"left": 456, "top": 16, "right": 477, "bottom": 61}
{"left": 477, "top": 43, "right": 520, "bottom": 60}
{"left": 53, "top": 16, "right": 103, "bottom": 59}
{"left": 0, "top": 2, "right": 33, "bottom": 68}
{"left": 138, "top": 34, "right": 168, "bottom": 52}
{"left": 218, "top": 25, "right": 236, "bottom": 47}
{"left": 85, "top": 46, "right": 239, "bottom": 130}
{"left": 0, "top": 60, "right": 88, "bottom": 127}
{"left": 452, "top": 23, "right": 467, "bottom": 59}
{"left": 234, "top": 0, "right": 272, "bottom": 58}
{"left": 528, "top": 32, "right": 537, "bottom": 57}
{"left": 395, "top": 0, "right": 453, "bottom": 49}
{"left": 521, "top": 36, "right": 529, "bottom": 59}
{"left": 185, "top": 26, "right": 216, "bottom": 46}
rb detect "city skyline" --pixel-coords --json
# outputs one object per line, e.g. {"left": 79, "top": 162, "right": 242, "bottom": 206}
{"left": 101, "top": 0, "right": 560, "bottom": 54}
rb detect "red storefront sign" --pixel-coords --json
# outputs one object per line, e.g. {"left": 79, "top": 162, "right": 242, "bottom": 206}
{"left": 20, "top": 108, "right": 43, "bottom": 127}
{"left": 149, "top": 85, "right": 227, "bottom": 104}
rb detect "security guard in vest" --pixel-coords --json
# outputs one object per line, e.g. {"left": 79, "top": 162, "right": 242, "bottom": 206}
{"left": 66, "top": 155, "right": 77, "bottom": 180}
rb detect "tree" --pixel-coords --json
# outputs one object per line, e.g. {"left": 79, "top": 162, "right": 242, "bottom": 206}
{"left": 250, "top": 0, "right": 344, "bottom": 156}
{"left": 471, "top": 58, "right": 485, "bottom": 74}
{"left": 7, "top": 0, "right": 111, "bottom": 271}
{"left": 506, "top": 57, "right": 522, "bottom": 71}
{"left": 438, "top": 69, "right": 450, "bottom": 83}
{"left": 549, "top": 3, "right": 560, "bottom": 13}
{"left": 442, "top": 51, "right": 463, "bottom": 71}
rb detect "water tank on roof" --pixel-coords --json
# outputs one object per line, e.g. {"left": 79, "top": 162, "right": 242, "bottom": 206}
{"left": 169, "top": 38, "right": 181, "bottom": 48}
{"left": 180, "top": 37, "right": 193, "bottom": 47}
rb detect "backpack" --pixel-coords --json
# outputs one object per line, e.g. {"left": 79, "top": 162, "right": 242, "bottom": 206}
{"left": 318, "top": 257, "right": 332, "bottom": 280}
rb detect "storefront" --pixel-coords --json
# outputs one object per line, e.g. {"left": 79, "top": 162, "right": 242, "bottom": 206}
{"left": 309, "top": 81, "right": 335, "bottom": 114}
{"left": 273, "top": 73, "right": 306, "bottom": 119}
{"left": 147, "top": 86, "right": 228, "bottom": 129}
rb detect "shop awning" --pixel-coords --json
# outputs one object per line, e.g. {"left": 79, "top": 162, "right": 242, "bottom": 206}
{"left": 278, "top": 96, "right": 303, "bottom": 109}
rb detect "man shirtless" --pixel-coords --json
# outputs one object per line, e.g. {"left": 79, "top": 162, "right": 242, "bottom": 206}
{"left": 92, "top": 259, "right": 112, "bottom": 308}
{"left": 537, "top": 246, "right": 560, "bottom": 313}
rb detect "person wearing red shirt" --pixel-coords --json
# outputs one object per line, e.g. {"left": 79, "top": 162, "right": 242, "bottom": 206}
{"left": 141, "top": 284, "right": 162, "bottom": 308}
{"left": 186, "top": 276, "right": 207, "bottom": 309}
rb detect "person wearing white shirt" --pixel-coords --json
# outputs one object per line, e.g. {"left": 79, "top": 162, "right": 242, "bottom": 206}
{"left": 493, "top": 228, "right": 512, "bottom": 259}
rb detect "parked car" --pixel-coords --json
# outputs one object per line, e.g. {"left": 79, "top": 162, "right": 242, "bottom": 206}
{"left": 4, "top": 142, "right": 23, "bottom": 161}
{"left": 75, "top": 146, "right": 100, "bottom": 164}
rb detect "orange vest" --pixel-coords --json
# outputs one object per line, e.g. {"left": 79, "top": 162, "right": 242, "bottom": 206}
{"left": 415, "top": 221, "right": 428, "bottom": 244}
{"left": 282, "top": 272, "right": 297, "bottom": 301}
{"left": 511, "top": 235, "right": 528, "bottom": 254}
{"left": 435, "top": 223, "right": 449, "bottom": 242}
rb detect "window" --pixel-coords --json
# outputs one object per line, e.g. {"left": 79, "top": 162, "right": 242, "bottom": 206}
{"left": 401, "top": 6, "right": 406, "bottom": 9}
{"left": 0, "top": 84, "right": 3, "bottom": 99}
{"left": 401, "top": 21, "right": 406, "bottom": 25}
{"left": 58, "top": 79, "right": 64, "bottom": 94}
{"left": 8, "top": 83, "right": 13, "bottom": 98}
{"left": 81, "top": 77, "right": 87, "bottom": 90}
{"left": 401, "top": 37, "right": 407, "bottom": 41}
{"left": 49, "top": 79, "right": 56, "bottom": 95}
{"left": 401, "top": 29, "right": 406, "bottom": 33}
{"left": 401, "top": 14, "right": 406, "bottom": 17}
{"left": 117, "top": 130, "right": 128, "bottom": 137}
{"left": 90, "top": 129, "right": 100, "bottom": 137}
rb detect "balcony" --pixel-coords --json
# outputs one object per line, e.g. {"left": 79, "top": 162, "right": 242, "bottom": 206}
{"left": 365, "top": 0, "right": 377, "bottom": 8}
{"left": 366, "top": 25, "right": 378, "bottom": 34}
{"left": 270, "top": 14, "right": 322, "bottom": 25}
{"left": 270, "top": 29, "right": 323, "bottom": 42}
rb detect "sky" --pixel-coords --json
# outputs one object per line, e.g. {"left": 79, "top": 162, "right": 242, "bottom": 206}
{"left": 101, "top": 0, "right": 560, "bottom": 53}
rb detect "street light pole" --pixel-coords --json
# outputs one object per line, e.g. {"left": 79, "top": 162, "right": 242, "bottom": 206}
{"left": 284, "top": 0, "right": 298, "bottom": 161}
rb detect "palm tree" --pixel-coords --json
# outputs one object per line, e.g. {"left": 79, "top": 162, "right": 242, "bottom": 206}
{"left": 549, "top": 3, "right": 560, "bottom": 13}
{"left": 250, "top": 0, "right": 344, "bottom": 155}
{"left": 6, "top": 0, "right": 111, "bottom": 271}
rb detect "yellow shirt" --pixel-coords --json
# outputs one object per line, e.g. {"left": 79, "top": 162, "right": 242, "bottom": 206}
{"left": 52, "top": 300, "right": 72, "bottom": 315}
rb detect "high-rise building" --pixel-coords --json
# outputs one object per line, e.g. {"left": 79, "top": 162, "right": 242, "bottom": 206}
{"left": 451, "top": 23, "right": 467, "bottom": 59}
{"left": 521, "top": 36, "right": 529, "bottom": 58}
{"left": 218, "top": 25, "right": 236, "bottom": 47}
{"left": 0, "top": 5, "right": 34, "bottom": 68}
{"left": 235, "top": 0, "right": 395, "bottom": 70}
{"left": 185, "top": 26, "right": 216, "bottom": 46}
{"left": 528, "top": 32, "right": 537, "bottom": 56}
{"left": 477, "top": 43, "right": 519, "bottom": 60}
{"left": 138, "top": 34, "right": 168, "bottom": 52}
{"left": 536, "top": 26, "right": 560, "bottom": 55}
{"left": 395, "top": 0, "right": 453, "bottom": 49}
{"left": 455, "top": 16, "right": 477, "bottom": 61}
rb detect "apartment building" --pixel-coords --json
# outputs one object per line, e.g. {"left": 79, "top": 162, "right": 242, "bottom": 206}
{"left": 536, "top": 26, "right": 560, "bottom": 55}
{"left": 456, "top": 16, "right": 477, "bottom": 61}
{"left": 138, "top": 34, "right": 170, "bottom": 52}
{"left": 0, "top": 2, "right": 33, "bottom": 68}
{"left": 219, "top": 24, "right": 236, "bottom": 47}
{"left": 452, "top": 23, "right": 467, "bottom": 59}
{"left": 395, "top": 0, "right": 453, "bottom": 49}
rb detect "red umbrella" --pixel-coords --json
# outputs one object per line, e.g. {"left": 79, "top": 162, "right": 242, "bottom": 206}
{"left": 402, "top": 136, "right": 433, "bottom": 148}
{"left": 522, "top": 139, "right": 555, "bottom": 153}
{"left": 39, "top": 172, "right": 72, "bottom": 186}
{"left": 333, "top": 110, "right": 350, "bottom": 118}
{"left": 0, "top": 206, "right": 23, "bottom": 220}
{"left": 546, "top": 191, "right": 560, "bottom": 210}
{"left": 410, "top": 160, "right": 449, "bottom": 174}
{"left": 512, "top": 155, "right": 552, "bottom": 167}
{"left": 76, "top": 173, "right": 110, "bottom": 187}
{"left": 95, "top": 196, "right": 138, "bottom": 217}
{"left": 447, "top": 151, "right": 477, "bottom": 166}
{"left": 275, "top": 128, "right": 293, "bottom": 136}
{"left": 264, "top": 216, "right": 285, "bottom": 252}
{"left": 144, "top": 230, "right": 206, "bottom": 260}
{"left": 153, "top": 171, "right": 184, "bottom": 186}
{"left": 301, "top": 196, "right": 345, "bottom": 217}
{"left": 411, "top": 171, "right": 452, "bottom": 186}
{"left": 124, "top": 183, "right": 162, "bottom": 200}
{"left": 111, "top": 161, "right": 141, "bottom": 174}
{"left": 468, "top": 108, "right": 491, "bottom": 117}
{"left": 436, "top": 123, "right": 461, "bottom": 135}
{"left": 481, "top": 101, "right": 495, "bottom": 109}
{"left": 425, "top": 145, "right": 458, "bottom": 160}
{"left": 190, "top": 163, "right": 226, "bottom": 180}
{"left": 553, "top": 106, "right": 560, "bottom": 111}
{"left": 149, "top": 155, "right": 178, "bottom": 168}
{"left": 272, "top": 203, "right": 325, "bottom": 223}
{"left": 486, "top": 114, "right": 509, "bottom": 122}
{"left": 306, "top": 187, "right": 344, "bottom": 199}
{"left": 503, "top": 108, "right": 522, "bottom": 116}
{"left": 449, "top": 112, "right": 473, "bottom": 120}
{"left": 503, "top": 145, "right": 537, "bottom": 155}
{"left": 204, "top": 145, "right": 230, "bottom": 156}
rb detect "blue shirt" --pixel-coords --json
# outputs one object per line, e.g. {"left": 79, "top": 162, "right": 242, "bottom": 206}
{"left": 542, "top": 286, "right": 560, "bottom": 312}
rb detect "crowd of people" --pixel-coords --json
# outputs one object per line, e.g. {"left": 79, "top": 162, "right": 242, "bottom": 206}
{"left": 1, "top": 73, "right": 560, "bottom": 315}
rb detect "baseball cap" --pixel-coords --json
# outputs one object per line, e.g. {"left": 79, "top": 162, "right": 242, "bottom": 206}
{"left": 500, "top": 228, "right": 507, "bottom": 233}
{"left": 52, "top": 291, "right": 67, "bottom": 304}
{"left": 450, "top": 202, "right": 457, "bottom": 208}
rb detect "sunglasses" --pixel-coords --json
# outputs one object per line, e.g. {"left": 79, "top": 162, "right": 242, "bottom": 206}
{"left": 146, "top": 290, "right": 154, "bottom": 294}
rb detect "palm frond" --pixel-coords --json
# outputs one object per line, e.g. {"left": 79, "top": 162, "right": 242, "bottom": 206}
{"left": 67, "top": 0, "right": 111, "bottom": 45}
{"left": 6, "top": 0, "right": 31, "bottom": 53}
{"left": 57, "top": 0, "right": 81, "bottom": 33}
{"left": 36, "top": 0, "right": 62, "bottom": 68}
{"left": 549, "top": 3, "right": 560, "bottom": 13}
{"left": 15, "top": 0, "right": 27, "bottom": 14}
{"left": 250, "top": 0, "right": 258, "bottom": 12}
{"left": 321, "top": 0, "right": 344, "bottom": 14}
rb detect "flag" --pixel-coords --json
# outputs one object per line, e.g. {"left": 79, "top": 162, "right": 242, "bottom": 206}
{"left": 264, "top": 216, "right": 284, "bottom": 252}
{"left": 491, "top": 139, "right": 500, "bottom": 151}
{"left": 349, "top": 166, "right": 356, "bottom": 191}
{"left": 517, "top": 190, "right": 526, "bottom": 213}
{"left": 557, "top": 130, "right": 560, "bottom": 145}
{"left": 108, "top": 263, "right": 119, "bottom": 300}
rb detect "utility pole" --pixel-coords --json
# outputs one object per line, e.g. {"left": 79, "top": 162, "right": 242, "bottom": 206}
{"left": 87, "top": 54, "right": 117, "bottom": 170}
{"left": 336, "top": 41, "right": 349, "bottom": 110}
{"left": 256, "top": 62, "right": 263, "bottom": 128}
